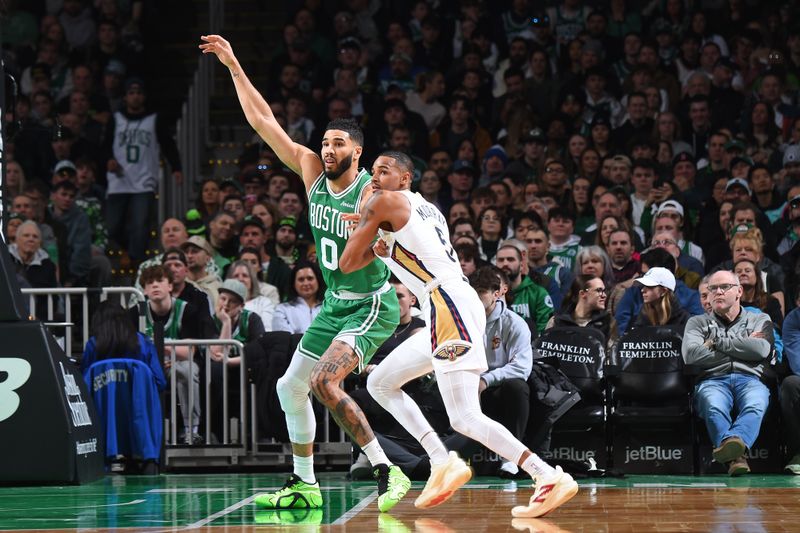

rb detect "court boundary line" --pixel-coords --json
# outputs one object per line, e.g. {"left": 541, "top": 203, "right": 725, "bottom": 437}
{"left": 183, "top": 494, "right": 256, "bottom": 529}
{"left": 331, "top": 490, "right": 377, "bottom": 525}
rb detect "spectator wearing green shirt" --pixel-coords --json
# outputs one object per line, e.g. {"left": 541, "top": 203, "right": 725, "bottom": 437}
{"left": 495, "top": 239, "right": 554, "bottom": 337}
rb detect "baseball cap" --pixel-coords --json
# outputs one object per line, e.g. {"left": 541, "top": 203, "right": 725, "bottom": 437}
{"left": 483, "top": 145, "right": 508, "bottom": 165}
{"left": 338, "top": 37, "right": 362, "bottom": 51}
{"left": 656, "top": 199, "right": 684, "bottom": 217}
{"left": 219, "top": 177, "right": 244, "bottom": 194}
{"left": 726, "top": 177, "right": 752, "bottom": 195}
{"left": 784, "top": 144, "right": 800, "bottom": 166}
{"left": 240, "top": 215, "right": 266, "bottom": 232}
{"left": 635, "top": 267, "right": 676, "bottom": 291}
{"left": 54, "top": 160, "right": 77, "bottom": 174}
{"left": 730, "top": 156, "right": 754, "bottom": 169}
{"left": 452, "top": 159, "right": 476, "bottom": 175}
{"left": 184, "top": 209, "right": 206, "bottom": 236}
{"left": 241, "top": 169, "right": 264, "bottom": 186}
{"left": 672, "top": 152, "right": 695, "bottom": 168}
{"left": 180, "top": 235, "right": 214, "bottom": 256}
{"left": 591, "top": 114, "right": 611, "bottom": 129}
{"left": 219, "top": 279, "right": 247, "bottom": 304}
{"left": 521, "top": 127, "right": 547, "bottom": 144}
{"left": 278, "top": 216, "right": 297, "bottom": 230}
{"left": 124, "top": 76, "right": 145, "bottom": 92}
{"left": 724, "top": 138, "right": 746, "bottom": 152}
{"left": 162, "top": 247, "right": 187, "bottom": 265}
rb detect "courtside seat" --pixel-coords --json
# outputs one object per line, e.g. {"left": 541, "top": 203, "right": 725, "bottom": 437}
{"left": 534, "top": 326, "right": 608, "bottom": 467}
{"left": 606, "top": 326, "right": 693, "bottom": 474}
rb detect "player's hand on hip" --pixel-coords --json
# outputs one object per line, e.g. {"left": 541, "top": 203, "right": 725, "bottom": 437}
{"left": 373, "top": 238, "right": 390, "bottom": 257}
{"left": 199, "top": 35, "right": 237, "bottom": 69}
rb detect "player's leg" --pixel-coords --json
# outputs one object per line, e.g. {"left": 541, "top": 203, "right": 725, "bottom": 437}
{"left": 436, "top": 369, "right": 577, "bottom": 518}
{"left": 367, "top": 329, "right": 450, "bottom": 465}
{"left": 309, "top": 340, "right": 410, "bottom": 512}
{"left": 255, "top": 351, "right": 322, "bottom": 509}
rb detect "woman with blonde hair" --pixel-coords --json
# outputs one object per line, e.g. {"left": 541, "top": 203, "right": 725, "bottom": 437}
{"left": 226, "top": 260, "right": 279, "bottom": 330}
{"left": 726, "top": 226, "right": 785, "bottom": 314}
{"left": 630, "top": 267, "right": 689, "bottom": 331}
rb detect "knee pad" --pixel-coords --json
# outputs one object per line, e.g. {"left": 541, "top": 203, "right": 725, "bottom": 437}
{"left": 276, "top": 372, "right": 310, "bottom": 414}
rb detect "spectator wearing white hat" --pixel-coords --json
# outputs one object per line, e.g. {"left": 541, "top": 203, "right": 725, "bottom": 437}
{"left": 652, "top": 199, "right": 704, "bottom": 266}
{"left": 629, "top": 267, "right": 690, "bottom": 332}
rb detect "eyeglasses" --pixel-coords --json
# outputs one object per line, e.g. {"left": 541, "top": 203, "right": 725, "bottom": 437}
{"left": 652, "top": 239, "right": 677, "bottom": 246}
{"left": 707, "top": 283, "right": 739, "bottom": 293}
{"left": 545, "top": 166, "right": 565, "bottom": 174}
{"left": 583, "top": 287, "right": 608, "bottom": 295}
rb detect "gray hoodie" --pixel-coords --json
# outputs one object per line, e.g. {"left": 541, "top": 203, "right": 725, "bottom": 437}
{"left": 682, "top": 308, "right": 774, "bottom": 380}
{"left": 482, "top": 300, "right": 533, "bottom": 388}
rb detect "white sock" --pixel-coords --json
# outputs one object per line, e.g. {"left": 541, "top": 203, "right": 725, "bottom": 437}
{"left": 293, "top": 455, "right": 315, "bottom": 484}
{"left": 421, "top": 432, "right": 450, "bottom": 466}
{"left": 362, "top": 438, "right": 390, "bottom": 467}
{"left": 520, "top": 452, "right": 556, "bottom": 479}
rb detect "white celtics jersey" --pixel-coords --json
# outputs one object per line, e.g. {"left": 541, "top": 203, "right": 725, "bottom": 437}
{"left": 107, "top": 111, "right": 161, "bottom": 195}
{"left": 384, "top": 190, "right": 463, "bottom": 302}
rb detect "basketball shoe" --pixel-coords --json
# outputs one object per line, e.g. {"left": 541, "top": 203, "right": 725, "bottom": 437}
{"left": 414, "top": 451, "right": 472, "bottom": 509}
{"left": 511, "top": 466, "right": 578, "bottom": 518}
{"left": 254, "top": 474, "right": 323, "bottom": 509}
{"left": 374, "top": 464, "right": 411, "bottom": 512}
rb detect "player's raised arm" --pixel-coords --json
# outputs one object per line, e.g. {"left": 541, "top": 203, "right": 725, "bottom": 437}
{"left": 199, "top": 35, "right": 320, "bottom": 184}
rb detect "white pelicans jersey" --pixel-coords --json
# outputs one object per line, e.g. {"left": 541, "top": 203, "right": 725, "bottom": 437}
{"left": 382, "top": 190, "right": 482, "bottom": 367}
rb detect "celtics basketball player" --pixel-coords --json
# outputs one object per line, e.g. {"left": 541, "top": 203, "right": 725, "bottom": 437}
{"left": 200, "top": 35, "right": 410, "bottom": 514}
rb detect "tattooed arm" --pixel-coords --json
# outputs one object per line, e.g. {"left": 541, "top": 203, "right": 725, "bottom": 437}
{"left": 340, "top": 190, "right": 409, "bottom": 273}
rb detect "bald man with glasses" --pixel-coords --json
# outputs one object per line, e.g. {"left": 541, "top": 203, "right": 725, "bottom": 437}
{"left": 682, "top": 270, "right": 774, "bottom": 476}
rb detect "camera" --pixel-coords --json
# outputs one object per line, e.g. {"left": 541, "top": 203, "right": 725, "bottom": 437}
{"left": 257, "top": 164, "right": 269, "bottom": 171}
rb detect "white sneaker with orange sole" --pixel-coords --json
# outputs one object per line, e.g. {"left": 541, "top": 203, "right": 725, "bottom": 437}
{"left": 414, "top": 451, "right": 473, "bottom": 509}
{"left": 511, "top": 466, "right": 578, "bottom": 518}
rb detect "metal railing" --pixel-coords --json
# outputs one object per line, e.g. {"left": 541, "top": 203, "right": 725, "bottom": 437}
{"left": 165, "top": 0, "right": 225, "bottom": 225}
{"left": 163, "top": 338, "right": 248, "bottom": 449}
{"left": 20, "top": 287, "right": 145, "bottom": 358}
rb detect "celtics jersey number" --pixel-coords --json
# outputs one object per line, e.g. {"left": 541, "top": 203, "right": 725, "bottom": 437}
{"left": 319, "top": 237, "right": 338, "bottom": 271}
{"left": 307, "top": 169, "right": 390, "bottom": 294}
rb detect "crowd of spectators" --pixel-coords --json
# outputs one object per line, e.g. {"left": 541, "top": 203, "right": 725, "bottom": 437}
{"left": 3, "top": 1, "right": 800, "bottom": 474}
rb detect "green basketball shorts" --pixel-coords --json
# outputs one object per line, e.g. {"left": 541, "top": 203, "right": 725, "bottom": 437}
{"left": 296, "top": 284, "right": 399, "bottom": 373}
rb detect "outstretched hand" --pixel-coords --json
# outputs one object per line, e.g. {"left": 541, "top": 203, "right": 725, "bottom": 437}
{"left": 199, "top": 35, "right": 237, "bottom": 69}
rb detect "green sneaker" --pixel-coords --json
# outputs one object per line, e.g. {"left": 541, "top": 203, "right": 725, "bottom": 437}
{"left": 374, "top": 464, "right": 411, "bottom": 513}
{"left": 254, "top": 474, "right": 323, "bottom": 509}
{"left": 785, "top": 454, "right": 800, "bottom": 475}
{"left": 254, "top": 508, "right": 323, "bottom": 525}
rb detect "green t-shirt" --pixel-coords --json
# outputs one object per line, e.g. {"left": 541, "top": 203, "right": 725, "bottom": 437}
{"left": 307, "top": 169, "right": 390, "bottom": 294}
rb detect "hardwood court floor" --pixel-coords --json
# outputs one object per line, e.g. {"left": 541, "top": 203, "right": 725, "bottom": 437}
{"left": 0, "top": 472, "right": 798, "bottom": 532}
